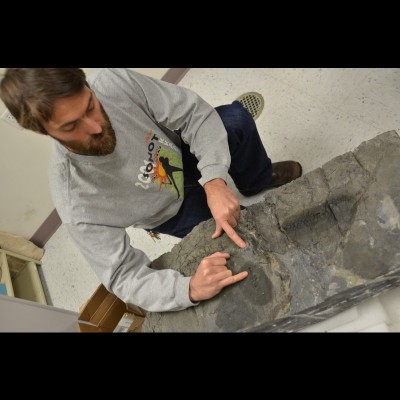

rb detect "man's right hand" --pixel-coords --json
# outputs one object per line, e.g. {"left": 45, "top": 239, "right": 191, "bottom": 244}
{"left": 203, "top": 178, "right": 247, "bottom": 248}
{"left": 189, "top": 252, "right": 248, "bottom": 302}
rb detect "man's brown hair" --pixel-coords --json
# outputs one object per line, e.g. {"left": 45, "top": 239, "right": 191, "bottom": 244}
{"left": 0, "top": 68, "right": 88, "bottom": 134}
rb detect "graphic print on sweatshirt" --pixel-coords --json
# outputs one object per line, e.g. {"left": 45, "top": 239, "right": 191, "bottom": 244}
{"left": 136, "top": 130, "right": 183, "bottom": 199}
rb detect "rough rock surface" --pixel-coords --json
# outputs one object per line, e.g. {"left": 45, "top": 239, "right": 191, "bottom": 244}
{"left": 143, "top": 131, "right": 400, "bottom": 332}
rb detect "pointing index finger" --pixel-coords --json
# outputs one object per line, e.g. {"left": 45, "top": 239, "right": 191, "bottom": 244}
{"left": 220, "top": 270, "right": 249, "bottom": 288}
{"left": 220, "top": 221, "right": 246, "bottom": 248}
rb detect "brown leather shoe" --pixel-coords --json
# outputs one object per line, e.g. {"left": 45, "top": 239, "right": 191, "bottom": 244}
{"left": 266, "top": 161, "right": 302, "bottom": 189}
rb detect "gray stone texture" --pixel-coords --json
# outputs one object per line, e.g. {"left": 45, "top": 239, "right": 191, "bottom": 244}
{"left": 143, "top": 131, "right": 400, "bottom": 332}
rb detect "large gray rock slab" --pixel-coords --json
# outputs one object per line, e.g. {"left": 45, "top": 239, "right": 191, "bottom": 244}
{"left": 143, "top": 131, "right": 400, "bottom": 332}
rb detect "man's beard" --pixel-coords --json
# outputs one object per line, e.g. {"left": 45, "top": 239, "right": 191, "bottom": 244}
{"left": 58, "top": 104, "right": 117, "bottom": 156}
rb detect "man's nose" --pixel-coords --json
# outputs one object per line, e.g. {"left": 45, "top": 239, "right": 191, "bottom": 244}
{"left": 83, "top": 117, "right": 102, "bottom": 134}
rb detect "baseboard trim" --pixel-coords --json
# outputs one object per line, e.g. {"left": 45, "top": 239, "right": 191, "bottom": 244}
{"left": 30, "top": 209, "right": 62, "bottom": 248}
{"left": 30, "top": 67, "right": 191, "bottom": 247}
{"left": 161, "top": 68, "right": 190, "bottom": 84}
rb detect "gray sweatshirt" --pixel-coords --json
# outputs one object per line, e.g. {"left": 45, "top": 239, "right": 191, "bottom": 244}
{"left": 48, "top": 68, "right": 231, "bottom": 312}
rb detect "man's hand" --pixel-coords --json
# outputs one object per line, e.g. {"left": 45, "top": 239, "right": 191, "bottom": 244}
{"left": 204, "top": 178, "right": 246, "bottom": 248}
{"left": 189, "top": 252, "right": 248, "bottom": 302}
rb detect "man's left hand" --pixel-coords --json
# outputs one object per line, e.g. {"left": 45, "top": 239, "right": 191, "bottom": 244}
{"left": 204, "top": 178, "right": 246, "bottom": 248}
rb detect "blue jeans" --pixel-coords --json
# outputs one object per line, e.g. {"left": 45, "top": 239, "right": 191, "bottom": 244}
{"left": 150, "top": 101, "right": 272, "bottom": 238}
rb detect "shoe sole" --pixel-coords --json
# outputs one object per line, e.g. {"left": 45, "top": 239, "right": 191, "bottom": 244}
{"left": 236, "top": 92, "right": 264, "bottom": 120}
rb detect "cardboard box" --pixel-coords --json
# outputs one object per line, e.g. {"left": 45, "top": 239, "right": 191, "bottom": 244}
{"left": 77, "top": 284, "right": 146, "bottom": 333}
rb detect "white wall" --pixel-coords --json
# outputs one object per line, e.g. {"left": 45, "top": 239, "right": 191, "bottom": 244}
{"left": 0, "top": 68, "right": 169, "bottom": 239}
{"left": 0, "top": 294, "right": 79, "bottom": 332}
